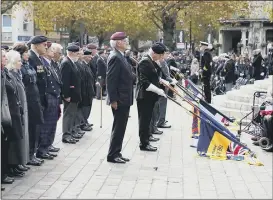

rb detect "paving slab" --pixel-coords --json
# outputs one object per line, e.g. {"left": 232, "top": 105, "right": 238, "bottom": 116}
{"left": 1, "top": 98, "right": 272, "bottom": 199}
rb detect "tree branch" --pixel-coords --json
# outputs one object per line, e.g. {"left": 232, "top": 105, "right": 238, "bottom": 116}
{"left": 1, "top": 0, "right": 20, "bottom": 14}
{"left": 149, "top": 15, "right": 163, "bottom": 31}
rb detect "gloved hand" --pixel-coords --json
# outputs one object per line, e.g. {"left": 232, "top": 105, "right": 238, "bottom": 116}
{"left": 171, "top": 78, "right": 178, "bottom": 85}
{"left": 160, "top": 78, "right": 170, "bottom": 86}
{"left": 146, "top": 84, "right": 167, "bottom": 98}
{"left": 170, "top": 66, "right": 179, "bottom": 72}
{"left": 158, "top": 88, "right": 167, "bottom": 98}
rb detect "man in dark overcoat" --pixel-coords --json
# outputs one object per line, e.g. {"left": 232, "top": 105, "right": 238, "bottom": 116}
{"left": 106, "top": 32, "right": 133, "bottom": 164}
{"left": 60, "top": 43, "right": 82, "bottom": 144}
{"left": 35, "top": 42, "right": 62, "bottom": 159}
{"left": 136, "top": 42, "right": 167, "bottom": 152}
{"left": 96, "top": 49, "right": 107, "bottom": 98}
{"left": 28, "top": 35, "right": 49, "bottom": 165}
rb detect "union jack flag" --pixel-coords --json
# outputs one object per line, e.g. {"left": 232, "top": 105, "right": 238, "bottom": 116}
{"left": 227, "top": 142, "right": 249, "bottom": 156}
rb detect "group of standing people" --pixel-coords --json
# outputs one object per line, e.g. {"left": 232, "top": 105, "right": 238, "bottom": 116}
{"left": 106, "top": 32, "right": 176, "bottom": 163}
{"left": 1, "top": 36, "right": 108, "bottom": 191}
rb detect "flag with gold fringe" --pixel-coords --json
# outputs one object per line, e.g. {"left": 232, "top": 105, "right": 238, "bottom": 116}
{"left": 196, "top": 103, "right": 263, "bottom": 166}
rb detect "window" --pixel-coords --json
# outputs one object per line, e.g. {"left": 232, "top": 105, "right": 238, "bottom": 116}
{"left": 2, "top": 15, "right": 12, "bottom": 27}
{"left": 2, "top": 32, "right": 12, "bottom": 41}
{"left": 23, "top": 19, "right": 29, "bottom": 31}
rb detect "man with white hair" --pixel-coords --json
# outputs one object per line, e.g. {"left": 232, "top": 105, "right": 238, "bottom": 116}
{"left": 106, "top": 32, "right": 133, "bottom": 164}
{"left": 136, "top": 42, "right": 167, "bottom": 152}
{"left": 60, "top": 43, "right": 82, "bottom": 144}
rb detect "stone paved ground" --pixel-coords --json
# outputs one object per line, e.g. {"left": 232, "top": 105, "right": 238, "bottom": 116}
{"left": 1, "top": 98, "right": 272, "bottom": 199}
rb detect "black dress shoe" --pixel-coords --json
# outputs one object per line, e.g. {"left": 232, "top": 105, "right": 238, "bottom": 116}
{"left": 72, "top": 133, "right": 83, "bottom": 139}
{"left": 27, "top": 159, "right": 42, "bottom": 166}
{"left": 149, "top": 136, "right": 160, "bottom": 142}
{"left": 49, "top": 146, "right": 60, "bottom": 152}
{"left": 16, "top": 165, "right": 28, "bottom": 171}
{"left": 157, "top": 123, "right": 171, "bottom": 128}
{"left": 81, "top": 126, "right": 93, "bottom": 131}
{"left": 120, "top": 157, "right": 130, "bottom": 162}
{"left": 36, "top": 153, "right": 54, "bottom": 160}
{"left": 34, "top": 156, "right": 44, "bottom": 163}
{"left": 107, "top": 157, "right": 126, "bottom": 164}
{"left": 1, "top": 176, "right": 14, "bottom": 184}
{"left": 48, "top": 152, "right": 57, "bottom": 157}
{"left": 22, "top": 165, "right": 30, "bottom": 170}
{"left": 1, "top": 186, "right": 5, "bottom": 191}
{"left": 62, "top": 137, "right": 77, "bottom": 144}
{"left": 140, "top": 144, "right": 158, "bottom": 152}
{"left": 153, "top": 130, "right": 163, "bottom": 135}
{"left": 87, "top": 123, "right": 93, "bottom": 127}
{"left": 8, "top": 168, "right": 25, "bottom": 177}
{"left": 78, "top": 131, "right": 85, "bottom": 135}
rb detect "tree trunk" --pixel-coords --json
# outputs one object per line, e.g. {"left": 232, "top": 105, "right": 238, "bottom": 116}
{"left": 69, "top": 19, "right": 77, "bottom": 42}
{"left": 97, "top": 32, "right": 105, "bottom": 47}
{"left": 162, "top": 13, "right": 176, "bottom": 51}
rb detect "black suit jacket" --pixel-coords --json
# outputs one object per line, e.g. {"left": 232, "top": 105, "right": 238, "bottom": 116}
{"left": 135, "top": 55, "right": 160, "bottom": 101}
{"left": 60, "top": 57, "right": 81, "bottom": 103}
{"left": 89, "top": 54, "right": 99, "bottom": 79}
{"left": 106, "top": 49, "right": 133, "bottom": 106}
{"left": 28, "top": 50, "right": 48, "bottom": 108}
{"left": 96, "top": 56, "right": 107, "bottom": 79}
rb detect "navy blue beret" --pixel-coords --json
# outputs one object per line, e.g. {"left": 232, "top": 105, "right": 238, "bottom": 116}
{"left": 1, "top": 45, "right": 9, "bottom": 50}
{"left": 83, "top": 48, "right": 92, "bottom": 55}
{"left": 152, "top": 42, "right": 167, "bottom": 54}
{"left": 66, "top": 43, "right": 80, "bottom": 52}
{"left": 30, "top": 35, "right": 48, "bottom": 44}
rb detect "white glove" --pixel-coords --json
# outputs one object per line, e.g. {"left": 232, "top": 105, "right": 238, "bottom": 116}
{"left": 170, "top": 66, "right": 179, "bottom": 72}
{"left": 171, "top": 78, "right": 178, "bottom": 85}
{"left": 195, "top": 72, "right": 199, "bottom": 76}
{"left": 146, "top": 84, "right": 167, "bottom": 98}
{"left": 96, "top": 82, "right": 100, "bottom": 86}
{"left": 160, "top": 78, "right": 170, "bottom": 86}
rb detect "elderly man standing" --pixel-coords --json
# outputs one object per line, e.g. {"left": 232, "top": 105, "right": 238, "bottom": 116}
{"left": 36, "top": 42, "right": 62, "bottom": 160}
{"left": 28, "top": 35, "right": 49, "bottom": 165}
{"left": 106, "top": 32, "right": 133, "bottom": 164}
{"left": 61, "top": 43, "right": 82, "bottom": 144}
{"left": 136, "top": 42, "right": 167, "bottom": 152}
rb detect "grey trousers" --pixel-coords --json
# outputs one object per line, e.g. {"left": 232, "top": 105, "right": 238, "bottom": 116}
{"left": 62, "top": 102, "right": 78, "bottom": 139}
{"left": 82, "top": 105, "right": 92, "bottom": 124}
{"left": 157, "top": 96, "right": 167, "bottom": 126}
{"left": 149, "top": 100, "right": 160, "bottom": 134}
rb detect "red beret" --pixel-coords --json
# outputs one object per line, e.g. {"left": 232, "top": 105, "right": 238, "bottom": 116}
{"left": 86, "top": 43, "right": 97, "bottom": 50}
{"left": 110, "top": 32, "right": 127, "bottom": 40}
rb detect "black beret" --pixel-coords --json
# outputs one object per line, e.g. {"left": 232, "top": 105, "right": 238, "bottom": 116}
{"left": 1, "top": 45, "right": 9, "bottom": 50}
{"left": 30, "top": 35, "right": 48, "bottom": 44}
{"left": 83, "top": 48, "right": 92, "bottom": 55}
{"left": 110, "top": 32, "right": 127, "bottom": 40}
{"left": 152, "top": 42, "right": 167, "bottom": 54}
{"left": 66, "top": 43, "right": 80, "bottom": 52}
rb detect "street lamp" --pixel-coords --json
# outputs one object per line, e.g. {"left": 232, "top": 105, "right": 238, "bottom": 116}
{"left": 208, "top": 24, "right": 212, "bottom": 44}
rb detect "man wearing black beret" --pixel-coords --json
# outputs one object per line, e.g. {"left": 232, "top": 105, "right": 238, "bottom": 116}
{"left": 106, "top": 32, "right": 133, "bottom": 163}
{"left": 135, "top": 42, "right": 167, "bottom": 152}
{"left": 60, "top": 43, "right": 83, "bottom": 144}
{"left": 27, "top": 35, "right": 49, "bottom": 165}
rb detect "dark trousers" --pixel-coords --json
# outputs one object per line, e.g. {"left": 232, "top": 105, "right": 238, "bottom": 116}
{"left": 137, "top": 99, "right": 157, "bottom": 146}
{"left": 157, "top": 96, "right": 167, "bottom": 126}
{"left": 82, "top": 105, "right": 92, "bottom": 124}
{"left": 62, "top": 101, "right": 78, "bottom": 139}
{"left": 1, "top": 133, "right": 9, "bottom": 180}
{"left": 149, "top": 100, "right": 160, "bottom": 134}
{"left": 37, "top": 94, "right": 59, "bottom": 155}
{"left": 28, "top": 122, "right": 39, "bottom": 159}
{"left": 203, "top": 80, "right": 211, "bottom": 104}
{"left": 107, "top": 105, "right": 130, "bottom": 159}
{"left": 167, "top": 84, "right": 175, "bottom": 97}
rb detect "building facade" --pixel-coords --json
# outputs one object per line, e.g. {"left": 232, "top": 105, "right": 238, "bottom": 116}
{"left": 1, "top": 5, "right": 34, "bottom": 46}
{"left": 218, "top": 1, "right": 273, "bottom": 56}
